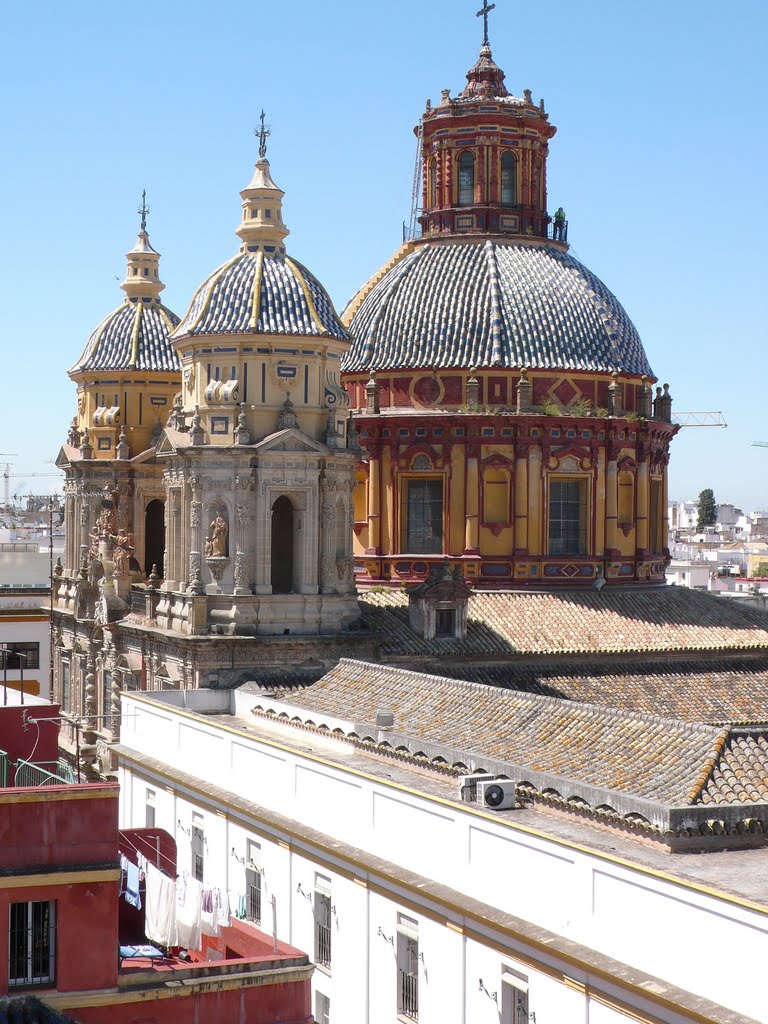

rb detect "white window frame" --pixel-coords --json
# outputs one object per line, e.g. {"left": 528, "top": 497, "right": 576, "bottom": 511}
{"left": 314, "top": 873, "right": 332, "bottom": 971}
{"left": 397, "top": 913, "right": 419, "bottom": 1020}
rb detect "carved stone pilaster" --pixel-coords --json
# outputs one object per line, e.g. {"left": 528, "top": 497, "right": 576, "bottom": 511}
{"left": 187, "top": 552, "right": 205, "bottom": 595}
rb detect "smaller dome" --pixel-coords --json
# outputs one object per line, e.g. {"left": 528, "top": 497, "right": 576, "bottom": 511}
{"left": 71, "top": 299, "right": 181, "bottom": 374}
{"left": 172, "top": 252, "right": 348, "bottom": 341}
{"left": 71, "top": 217, "right": 180, "bottom": 375}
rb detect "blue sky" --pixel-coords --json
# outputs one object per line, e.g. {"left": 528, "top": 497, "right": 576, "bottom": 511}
{"left": 1, "top": 0, "right": 766, "bottom": 511}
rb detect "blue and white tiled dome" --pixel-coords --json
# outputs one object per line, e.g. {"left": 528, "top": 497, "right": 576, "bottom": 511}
{"left": 72, "top": 298, "right": 181, "bottom": 374}
{"left": 342, "top": 240, "right": 653, "bottom": 377}
{"left": 70, "top": 225, "right": 181, "bottom": 375}
{"left": 171, "top": 253, "right": 348, "bottom": 342}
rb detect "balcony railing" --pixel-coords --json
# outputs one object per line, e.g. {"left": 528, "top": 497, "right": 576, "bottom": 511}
{"left": 315, "top": 921, "right": 332, "bottom": 968}
{"left": 399, "top": 968, "right": 418, "bottom": 1019}
{"left": 14, "top": 759, "right": 75, "bottom": 788}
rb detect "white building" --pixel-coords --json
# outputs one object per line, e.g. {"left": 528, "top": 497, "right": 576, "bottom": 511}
{"left": 117, "top": 662, "right": 768, "bottom": 1024}
{"left": 0, "top": 585, "right": 51, "bottom": 701}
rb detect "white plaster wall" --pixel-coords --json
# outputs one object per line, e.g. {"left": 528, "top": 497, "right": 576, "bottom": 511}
{"left": 119, "top": 695, "right": 768, "bottom": 1021}
{"left": 0, "top": 616, "right": 51, "bottom": 700}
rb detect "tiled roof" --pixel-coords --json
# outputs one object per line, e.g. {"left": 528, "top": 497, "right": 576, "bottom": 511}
{"left": 71, "top": 299, "right": 181, "bottom": 374}
{"left": 359, "top": 587, "right": 768, "bottom": 657}
{"left": 702, "top": 733, "right": 768, "bottom": 804}
{"left": 172, "top": 253, "right": 349, "bottom": 341}
{"left": 430, "top": 658, "right": 768, "bottom": 726}
{"left": 262, "top": 659, "right": 729, "bottom": 806}
{"left": 342, "top": 240, "right": 653, "bottom": 375}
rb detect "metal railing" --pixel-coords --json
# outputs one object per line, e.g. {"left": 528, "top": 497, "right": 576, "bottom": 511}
{"left": 399, "top": 968, "right": 419, "bottom": 1019}
{"left": 14, "top": 759, "right": 74, "bottom": 788}
{"left": 315, "top": 920, "right": 332, "bottom": 968}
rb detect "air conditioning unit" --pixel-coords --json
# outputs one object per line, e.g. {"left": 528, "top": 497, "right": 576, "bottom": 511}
{"left": 479, "top": 780, "right": 517, "bottom": 811}
{"left": 458, "top": 773, "right": 497, "bottom": 803}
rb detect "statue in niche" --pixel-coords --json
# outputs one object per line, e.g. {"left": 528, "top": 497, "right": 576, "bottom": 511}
{"left": 111, "top": 530, "right": 135, "bottom": 575}
{"left": 207, "top": 511, "right": 228, "bottom": 557}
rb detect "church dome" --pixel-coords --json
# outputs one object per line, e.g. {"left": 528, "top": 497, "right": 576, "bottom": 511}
{"left": 70, "top": 216, "right": 180, "bottom": 375}
{"left": 172, "top": 150, "right": 348, "bottom": 344}
{"left": 342, "top": 239, "right": 653, "bottom": 378}
{"left": 171, "top": 251, "right": 348, "bottom": 341}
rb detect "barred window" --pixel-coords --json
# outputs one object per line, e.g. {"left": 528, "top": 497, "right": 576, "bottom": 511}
{"left": 9, "top": 901, "right": 56, "bottom": 988}
{"left": 397, "top": 914, "right": 419, "bottom": 1020}
{"left": 314, "top": 877, "right": 332, "bottom": 970}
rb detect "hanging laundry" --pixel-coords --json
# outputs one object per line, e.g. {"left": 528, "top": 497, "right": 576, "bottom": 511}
{"left": 124, "top": 860, "right": 142, "bottom": 910}
{"left": 201, "top": 887, "right": 221, "bottom": 938}
{"left": 216, "top": 889, "right": 231, "bottom": 929}
{"left": 176, "top": 874, "right": 203, "bottom": 951}
{"left": 144, "top": 862, "right": 177, "bottom": 948}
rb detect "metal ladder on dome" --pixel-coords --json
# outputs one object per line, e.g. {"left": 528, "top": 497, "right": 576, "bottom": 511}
{"left": 404, "top": 118, "right": 423, "bottom": 243}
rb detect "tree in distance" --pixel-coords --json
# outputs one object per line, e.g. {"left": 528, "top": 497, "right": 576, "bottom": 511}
{"left": 696, "top": 488, "right": 717, "bottom": 532}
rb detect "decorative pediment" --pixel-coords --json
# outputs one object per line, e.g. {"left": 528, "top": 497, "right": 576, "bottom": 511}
{"left": 253, "top": 427, "right": 330, "bottom": 455}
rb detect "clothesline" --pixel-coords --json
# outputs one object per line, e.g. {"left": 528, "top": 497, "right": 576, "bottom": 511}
{"left": 118, "top": 833, "right": 177, "bottom": 875}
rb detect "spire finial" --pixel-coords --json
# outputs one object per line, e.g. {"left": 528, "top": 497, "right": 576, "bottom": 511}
{"left": 138, "top": 189, "right": 150, "bottom": 233}
{"left": 256, "top": 110, "right": 271, "bottom": 159}
{"left": 476, "top": 0, "right": 496, "bottom": 47}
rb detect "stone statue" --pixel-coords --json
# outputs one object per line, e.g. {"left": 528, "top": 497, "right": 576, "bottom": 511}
{"left": 112, "top": 530, "right": 134, "bottom": 576}
{"left": 207, "top": 512, "right": 228, "bottom": 557}
{"left": 96, "top": 503, "right": 116, "bottom": 537}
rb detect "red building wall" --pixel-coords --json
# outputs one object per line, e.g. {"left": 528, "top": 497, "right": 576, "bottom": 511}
{"left": 0, "top": 784, "right": 120, "bottom": 995}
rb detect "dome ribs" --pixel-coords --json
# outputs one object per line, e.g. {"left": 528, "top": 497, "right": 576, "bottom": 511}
{"left": 344, "top": 241, "right": 654, "bottom": 377}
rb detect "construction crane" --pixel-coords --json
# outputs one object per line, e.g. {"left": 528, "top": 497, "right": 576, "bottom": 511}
{"left": 672, "top": 412, "right": 727, "bottom": 428}
{"left": 1, "top": 455, "right": 19, "bottom": 507}
{"left": 3, "top": 469, "right": 62, "bottom": 509}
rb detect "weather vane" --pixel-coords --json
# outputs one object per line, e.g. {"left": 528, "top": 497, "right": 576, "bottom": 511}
{"left": 255, "top": 110, "right": 271, "bottom": 159}
{"left": 476, "top": 0, "right": 496, "bottom": 47}
{"left": 138, "top": 190, "right": 150, "bottom": 232}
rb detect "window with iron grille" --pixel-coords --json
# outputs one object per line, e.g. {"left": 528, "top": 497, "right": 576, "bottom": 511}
{"left": 397, "top": 914, "right": 419, "bottom": 1020}
{"left": 245, "top": 839, "right": 261, "bottom": 924}
{"left": 8, "top": 900, "right": 56, "bottom": 988}
{"left": 314, "top": 880, "right": 332, "bottom": 970}
{"left": 191, "top": 813, "right": 204, "bottom": 882}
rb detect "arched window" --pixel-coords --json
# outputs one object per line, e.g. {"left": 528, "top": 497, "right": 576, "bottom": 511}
{"left": 458, "top": 152, "right": 475, "bottom": 207}
{"left": 144, "top": 499, "right": 165, "bottom": 576}
{"left": 501, "top": 151, "right": 517, "bottom": 207}
{"left": 428, "top": 158, "right": 437, "bottom": 207}
{"left": 271, "top": 496, "right": 294, "bottom": 594}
